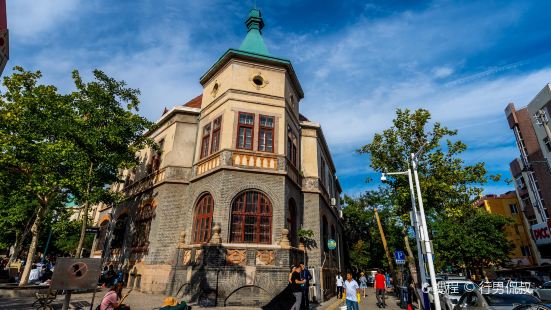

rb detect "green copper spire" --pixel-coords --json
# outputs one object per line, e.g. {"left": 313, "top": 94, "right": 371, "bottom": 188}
{"left": 239, "top": 8, "right": 270, "bottom": 56}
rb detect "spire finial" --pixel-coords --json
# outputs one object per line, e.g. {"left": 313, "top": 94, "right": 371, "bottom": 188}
{"left": 239, "top": 8, "right": 270, "bottom": 55}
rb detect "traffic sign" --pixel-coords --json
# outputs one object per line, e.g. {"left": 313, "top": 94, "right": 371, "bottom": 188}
{"left": 394, "top": 250, "right": 406, "bottom": 265}
{"left": 327, "top": 239, "right": 337, "bottom": 250}
{"left": 85, "top": 227, "right": 99, "bottom": 234}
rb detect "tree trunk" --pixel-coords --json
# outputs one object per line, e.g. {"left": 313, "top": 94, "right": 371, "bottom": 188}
{"left": 19, "top": 202, "right": 48, "bottom": 286}
{"left": 404, "top": 233, "right": 424, "bottom": 308}
{"left": 8, "top": 216, "right": 35, "bottom": 266}
{"left": 75, "top": 162, "right": 93, "bottom": 258}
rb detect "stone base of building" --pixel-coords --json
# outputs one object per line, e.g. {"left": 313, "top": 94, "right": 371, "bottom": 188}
{"left": 167, "top": 243, "right": 304, "bottom": 307}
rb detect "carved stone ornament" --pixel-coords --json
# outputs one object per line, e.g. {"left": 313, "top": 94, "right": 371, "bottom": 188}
{"left": 226, "top": 249, "right": 246, "bottom": 266}
{"left": 249, "top": 71, "right": 269, "bottom": 90}
{"left": 178, "top": 231, "right": 186, "bottom": 248}
{"left": 210, "top": 223, "right": 222, "bottom": 244}
{"left": 194, "top": 249, "right": 203, "bottom": 264}
{"left": 256, "top": 250, "right": 275, "bottom": 266}
{"left": 183, "top": 250, "right": 191, "bottom": 265}
{"left": 279, "top": 228, "right": 290, "bottom": 248}
{"left": 211, "top": 81, "right": 220, "bottom": 98}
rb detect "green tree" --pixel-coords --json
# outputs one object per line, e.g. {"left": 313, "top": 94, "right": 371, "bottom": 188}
{"left": 358, "top": 108, "right": 489, "bottom": 217}
{"left": 432, "top": 208, "right": 513, "bottom": 273}
{"left": 343, "top": 190, "right": 404, "bottom": 271}
{"left": 68, "top": 69, "right": 154, "bottom": 258}
{"left": 357, "top": 108, "right": 510, "bottom": 272}
{"left": 0, "top": 67, "right": 84, "bottom": 285}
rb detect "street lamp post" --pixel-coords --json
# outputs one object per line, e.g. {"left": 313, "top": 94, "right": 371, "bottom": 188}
{"left": 381, "top": 169, "right": 429, "bottom": 310}
{"left": 411, "top": 152, "right": 441, "bottom": 310}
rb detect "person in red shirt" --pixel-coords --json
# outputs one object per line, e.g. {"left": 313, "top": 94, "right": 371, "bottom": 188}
{"left": 375, "top": 269, "right": 387, "bottom": 308}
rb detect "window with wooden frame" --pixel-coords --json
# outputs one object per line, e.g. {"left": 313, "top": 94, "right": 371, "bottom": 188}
{"left": 200, "top": 123, "right": 211, "bottom": 159}
{"left": 192, "top": 194, "right": 214, "bottom": 243}
{"left": 287, "top": 127, "right": 297, "bottom": 166}
{"left": 111, "top": 214, "right": 128, "bottom": 248}
{"left": 132, "top": 203, "right": 156, "bottom": 249}
{"left": 230, "top": 191, "right": 272, "bottom": 244}
{"left": 237, "top": 112, "right": 254, "bottom": 150}
{"left": 258, "top": 115, "right": 274, "bottom": 152}
{"left": 210, "top": 117, "right": 222, "bottom": 153}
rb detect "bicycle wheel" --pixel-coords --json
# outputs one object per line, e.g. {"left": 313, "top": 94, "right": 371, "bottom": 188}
{"left": 34, "top": 305, "right": 53, "bottom": 310}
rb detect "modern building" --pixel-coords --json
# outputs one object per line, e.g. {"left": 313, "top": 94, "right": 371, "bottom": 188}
{"left": 91, "top": 8, "right": 344, "bottom": 307}
{"left": 474, "top": 192, "right": 536, "bottom": 267}
{"left": 506, "top": 87, "right": 551, "bottom": 265}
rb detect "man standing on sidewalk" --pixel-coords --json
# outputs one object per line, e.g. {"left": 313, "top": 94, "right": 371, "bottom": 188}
{"left": 343, "top": 272, "right": 360, "bottom": 310}
{"left": 290, "top": 265, "right": 306, "bottom": 310}
{"left": 299, "top": 262, "right": 312, "bottom": 310}
{"left": 375, "top": 269, "right": 387, "bottom": 308}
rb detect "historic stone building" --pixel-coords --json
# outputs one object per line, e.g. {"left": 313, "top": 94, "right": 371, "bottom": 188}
{"left": 90, "top": 9, "right": 344, "bottom": 307}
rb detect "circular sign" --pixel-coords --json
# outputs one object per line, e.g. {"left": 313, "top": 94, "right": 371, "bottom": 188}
{"left": 327, "top": 239, "right": 337, "bottom": 250}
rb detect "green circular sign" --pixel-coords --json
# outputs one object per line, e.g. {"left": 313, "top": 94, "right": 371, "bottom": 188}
{"left": 327, "top": 239, "right": 337, "bottom": 250}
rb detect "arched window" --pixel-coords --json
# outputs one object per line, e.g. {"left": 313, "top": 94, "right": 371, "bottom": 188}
{"left": 95, "top": 220, "right": 109, "bottom": 251}
{"left": 230, "top": 191, "right": 272, "bottom": 244}
{"left": 112, "top": 214, "right": 128, "bottom": 248}
{"left": 192, "top": 194, "right": 214, "bottom": 243}
{"left": 287, "top": 199, "right": 297, "bottom": 247}
{"left": 322, "top": 215, "right": 328, "bottom": 252}
{"left": 132, "top": 203, "right": 155, "bottom": 250}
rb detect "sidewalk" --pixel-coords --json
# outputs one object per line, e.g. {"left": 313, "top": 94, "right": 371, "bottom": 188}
{"left": 323, "top": 288, "right": 405, "bottom": 310}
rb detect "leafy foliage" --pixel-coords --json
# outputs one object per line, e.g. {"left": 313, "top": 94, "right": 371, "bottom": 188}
{"left": 432, "top": 208, "right": 513, "bottom": 270}
{"left": 349, "top": 108, "right": 512, "bottom": 272}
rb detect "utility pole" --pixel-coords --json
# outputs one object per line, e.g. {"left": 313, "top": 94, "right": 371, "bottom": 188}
{"left": 374, "top": 207, "right": 396, "bottom": 285}
{"left": 411, "top": 152, "right": 441, "bottom": 310}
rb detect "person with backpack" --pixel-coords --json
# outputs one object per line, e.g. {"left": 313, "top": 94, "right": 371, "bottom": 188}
{"left": 375, "top": 269, "right": 387, "bottom": 308}
{"left": 99, "top": 282, "right": 131, "bottom": 310}
{"left": 299, "top": 262, "right": 312, "bottom": 310}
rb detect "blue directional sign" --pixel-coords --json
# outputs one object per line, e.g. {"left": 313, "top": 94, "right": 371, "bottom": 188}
{"left": 394, "top": 250, "right": 406, "bottom": 265}
{"left": 327, "top": 239, "right": 337, "bottom": 250}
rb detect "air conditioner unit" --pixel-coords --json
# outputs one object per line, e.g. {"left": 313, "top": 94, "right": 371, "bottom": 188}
{"left": 339, "top": 209, "right": 343, "bottom": 219}
{"left": 331, "top": 197, "right": 336, "bottom": 206}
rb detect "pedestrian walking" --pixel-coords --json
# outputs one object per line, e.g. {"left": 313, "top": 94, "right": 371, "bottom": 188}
{"left": 299, "top": 262, "right": 312, "bottom": 310}
{"left": 375, "top": 269, "right": 387, "bottom": 308}
{"left": 290, "top": 265, "right": 305, "bottom": 310}
{"left": 336, "top": 271, "right": 344, "bottom": 299}
{"left": 343, "top": 272, "right": 360, "bottom": 310}
{"left": 359, "top": 272, "right": 368, "bottom": 298}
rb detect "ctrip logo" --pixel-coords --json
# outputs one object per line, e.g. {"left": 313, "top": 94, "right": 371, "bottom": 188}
{"left": 533, "top": 226, "right": 550, "bottom": 240}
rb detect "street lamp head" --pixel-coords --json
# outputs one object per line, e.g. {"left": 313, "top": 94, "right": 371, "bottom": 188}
{"left": 380, "top": 173, "right": 387, "bottom": 182}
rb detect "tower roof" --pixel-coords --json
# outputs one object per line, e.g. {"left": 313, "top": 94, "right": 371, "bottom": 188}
{"left": 239, "top": 9, "right": 270, "bottom": 56}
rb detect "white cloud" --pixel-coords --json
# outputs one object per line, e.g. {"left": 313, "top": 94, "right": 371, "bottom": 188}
{"left": 8, "top": 0, "right": 82, "bottom": 41}
{"left": 433, "top": 66, "right": 454, "bottom": 78}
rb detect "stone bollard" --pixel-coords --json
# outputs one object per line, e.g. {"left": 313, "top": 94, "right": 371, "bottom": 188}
{"left": 210, "top": 224, "right": 222, "bottom": 244}
{"left": 279, "top": 228, "right": 290, "bottom": 248}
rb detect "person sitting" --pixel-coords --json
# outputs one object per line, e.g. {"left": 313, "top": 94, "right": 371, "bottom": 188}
{"left": 100, "top": 282, "right": 131, "bottom": 310}
{"left": 28, "top": 264, "right": 41, "bottom": 284}
{"left": 160, "top": 296, "right": 189, "bottom": 310}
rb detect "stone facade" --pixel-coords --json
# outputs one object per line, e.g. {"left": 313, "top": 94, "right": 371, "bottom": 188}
{"left": 90, "top": 8, "right": 344, "bottom": 306}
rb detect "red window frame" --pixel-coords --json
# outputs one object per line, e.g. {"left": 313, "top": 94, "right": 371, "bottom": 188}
{"left": 192, "top": 194, "right": 214, "bottom": 243}
{"left": 230, "top": 191, "right": 272, "bottom": 244}
{"left": 258, "top": 115, "right": 274, "bottom": 152}
{"left": 237, "top": 112, "right": 255, "bottom": 150}
{"left": 211, "top": 117, "right": 222, "bottom": 153}
{"left": 200, "top": 123, "right": 211, "bottom": 159}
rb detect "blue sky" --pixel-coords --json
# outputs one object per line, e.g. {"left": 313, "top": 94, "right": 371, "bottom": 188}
{"left": 7, "top": 0, "right": 551, "bottom": 197}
